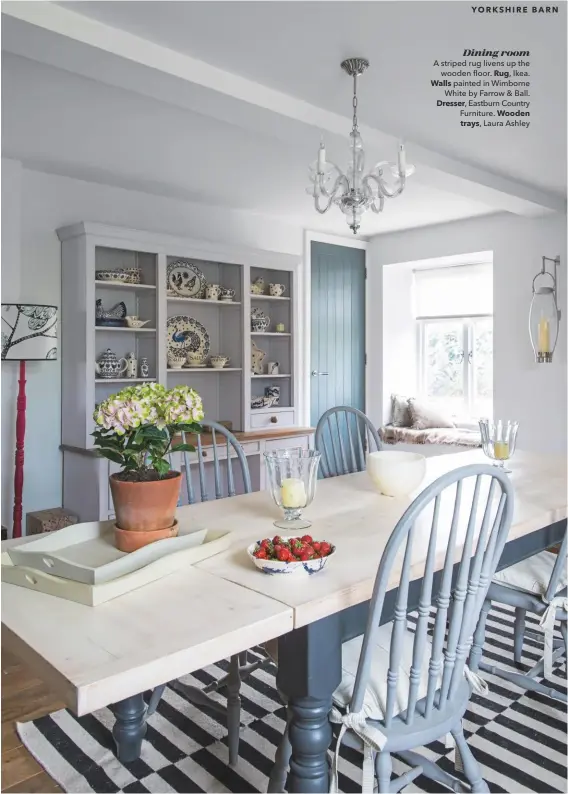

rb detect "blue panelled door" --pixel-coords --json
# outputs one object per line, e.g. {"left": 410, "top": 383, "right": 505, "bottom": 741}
{"left": 310, "top": 242, "right": 366, "bottom": 429}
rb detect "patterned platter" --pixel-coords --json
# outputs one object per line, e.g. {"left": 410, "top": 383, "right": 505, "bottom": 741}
{"left": 167, "top": 260, "right": 207, "bottom": 298}
{"left": 167, "top": 315, "right": 210, "bottom": 361}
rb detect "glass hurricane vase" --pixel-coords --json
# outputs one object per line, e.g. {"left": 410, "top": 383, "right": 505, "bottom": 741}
{"left": 264, "top": 448, "right": 321, "bottom": 530}
{"left": 479, "top": 419, "right": 519, "bottom": 474}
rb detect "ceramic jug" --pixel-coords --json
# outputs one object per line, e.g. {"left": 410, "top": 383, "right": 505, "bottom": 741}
{"left": 205, "top": 284, "right": 221, "bottom": 300}
{"left": 125, "top": 352, "right": 138, "bottom": 378}
{"left": 95, "top": 349, "right": 127, "bottom": 379}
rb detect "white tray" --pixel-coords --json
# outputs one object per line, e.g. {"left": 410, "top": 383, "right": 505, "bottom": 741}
{"left": 1, "top": 529, "right": 231, "bottom": 607}
{"left": 7, "top": 520, "right": 214, "bottom": 585}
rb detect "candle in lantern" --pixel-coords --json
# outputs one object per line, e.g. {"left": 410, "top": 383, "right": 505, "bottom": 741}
{"left": 493, "top": 441, "right": 509, "bottom": 460}
{"left": 538, "top": 317, "right": 550, "bottom": 354}
{"left": 281, "top": 478, "right": 307, "bottom": 509}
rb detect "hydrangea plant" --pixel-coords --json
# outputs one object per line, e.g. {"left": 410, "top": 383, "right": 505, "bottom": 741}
{"left": 92, "top": 383, "right": 204, "bottom": 480}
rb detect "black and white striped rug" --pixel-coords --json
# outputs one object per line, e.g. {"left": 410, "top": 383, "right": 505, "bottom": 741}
{"left": 17, "top": 604, "right": 567, "bottom": 793}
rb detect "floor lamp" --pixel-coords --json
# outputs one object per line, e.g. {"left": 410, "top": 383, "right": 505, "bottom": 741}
{"left": 1, "top": 304, "right": 58, "bottom": 538}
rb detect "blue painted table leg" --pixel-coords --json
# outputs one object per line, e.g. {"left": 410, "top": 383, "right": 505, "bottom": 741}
{"left": 276, "top": 612, "right": 342, "bottom": 793}
{"left": 112, "top": 694, "right": 147, "bottom": 763}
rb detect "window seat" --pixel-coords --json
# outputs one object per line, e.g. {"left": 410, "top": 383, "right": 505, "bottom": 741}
{"left": 379, "top": 424, "right": 481, "bottom": 450}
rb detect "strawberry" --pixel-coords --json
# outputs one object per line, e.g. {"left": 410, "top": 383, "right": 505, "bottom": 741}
{"left": 277, "top": 547, "right": 291, "bottom": 562}
{"left": 260, "top": 539, "right": 271, "bottom": 549}
{"left": 273, "top": 535, "right": 283, "bottom": 545}
{"left": 312, "top": 541, "right": 321, "bottom": 552}
{"left": 303, "top": 545, "right": 315, "bottom": 558}
{"left": 320, "top": 542, "right": 331, "bottom": 556}
{"left": 255, "top": 548, "right": 268, "bottom": 559}
{"left": 301, "top": 535, "right": 313, "bottom": 544}
{"left": 300, "top": 551, "right": 312, "bottom": 562}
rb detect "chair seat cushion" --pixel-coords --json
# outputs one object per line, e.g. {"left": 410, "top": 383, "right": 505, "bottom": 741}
{"left": 493, "top": 551, "right": 566, "bottom": 596}
{"left": 333, "top": 622, "right": 434, "bottom": 721}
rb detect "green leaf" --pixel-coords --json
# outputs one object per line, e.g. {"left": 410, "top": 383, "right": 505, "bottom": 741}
{"left": 175, "top": 423, "right": 202, "bottom": 433}
{"left": 171, "top": 443, "right": 196, "bottom": 454}
{"left": 138, "top": 425, "right": 168, "bottom": 440}
{"left": 153, "top": 458, "right": 171, "bottom": 477}
{"left": 98, "top": 449, "right": 125, "bottom": 465}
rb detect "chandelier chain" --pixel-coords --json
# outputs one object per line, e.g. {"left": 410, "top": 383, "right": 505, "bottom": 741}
{"left": 352, "top": 75, "right": 358, "bottom": 130}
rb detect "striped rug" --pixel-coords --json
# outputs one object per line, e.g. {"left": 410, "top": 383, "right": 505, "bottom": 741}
{"left": 17, "top": 604, "right": 567, "bottom": 793}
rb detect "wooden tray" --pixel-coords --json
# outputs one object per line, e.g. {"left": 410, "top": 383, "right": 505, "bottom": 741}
{"left": 1, "top": 529, "right": 231, "bottom": 606}
{"left": 7, "top": 520, "right": 213, "bottom": 585}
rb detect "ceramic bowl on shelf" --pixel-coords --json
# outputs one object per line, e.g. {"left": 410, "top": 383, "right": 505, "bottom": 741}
{"left": 246, "top": 537, "right": 336, "bottom": 575}
{"left": 210, "top": 355, "right": 230, "bottom": 369}
{"left": 119, "top": 267, "right": 142, "bottom": 284}
{"left": 167, "top": 354, "right": 185, "bottom": 369}
{"left": 220, "top": 288, "right": 235, "bottom": 301}
{"left": 366, "top": 450, "right": 426, "bottom": 498}
{"left": 96, "top": 270, "right": 130, "bottom": 284}
{"left": 125, "top": 316, "right": 150, "bottom": 329}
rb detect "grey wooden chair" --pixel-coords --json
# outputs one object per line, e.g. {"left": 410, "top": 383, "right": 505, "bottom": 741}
{"left": 148, "top": 421, "right": 267, "bottom": 766}
{"left": 268, "top": 464, "right": 514, "bottom": 793}
{"left": 315, "top": 406, "right": 381, "bottom": 478}
{"left": 471, "top": 525, "right": 567, "bottom": 703}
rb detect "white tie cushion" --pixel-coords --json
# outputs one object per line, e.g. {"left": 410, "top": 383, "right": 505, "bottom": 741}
{"left": 333, "top": 622, "right": 435, "bottom": 721}
{"left": 493, "top": 551, "right": 566, "bottom": 597}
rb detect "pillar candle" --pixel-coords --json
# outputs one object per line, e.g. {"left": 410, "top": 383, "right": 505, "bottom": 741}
{"left": 493, "top": 441, "right": 509, "bottom": 460}
{"left": 538, "top": 318, "right": 550, "bottom": 354}
{"left": 281, "top": 478, "right": 307, "bottom": 509}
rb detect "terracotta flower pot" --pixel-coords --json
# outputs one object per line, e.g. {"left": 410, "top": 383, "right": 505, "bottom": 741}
{"left": 114, "top": 521, "right": 179, "bottom": 553}
{"left": 110, "top": 472, "right": 181, "bottom": 532}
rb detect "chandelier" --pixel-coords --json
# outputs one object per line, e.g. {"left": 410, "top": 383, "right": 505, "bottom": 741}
{"left": 307, "top": 58, "right": 414, "bottom": 235}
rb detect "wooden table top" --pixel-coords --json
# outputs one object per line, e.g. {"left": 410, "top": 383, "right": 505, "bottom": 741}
{"left": 192, "top": 449, "right": 567, "bottom": 628}
{"left": 2, "top": 449, "right": 565, "bottom": 716}
{"left": 1, "top": 564, "right": 293, "bottom": 715}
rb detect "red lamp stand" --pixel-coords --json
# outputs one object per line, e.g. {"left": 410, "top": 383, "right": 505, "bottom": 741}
{"left": 12, "top": 359, "right": 27, "bottom": 538}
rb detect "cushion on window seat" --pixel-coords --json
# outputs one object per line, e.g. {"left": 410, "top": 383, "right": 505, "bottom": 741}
{"left": 493, "top": 551, "right": 567, "bottom": 597}
{"left": 379, "top": 425, "right": 481, "bottom": 448}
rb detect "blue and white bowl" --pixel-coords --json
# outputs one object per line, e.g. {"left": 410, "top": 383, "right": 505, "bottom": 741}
{"left": 247, "top": 536, "right": 336, "bottom": 576}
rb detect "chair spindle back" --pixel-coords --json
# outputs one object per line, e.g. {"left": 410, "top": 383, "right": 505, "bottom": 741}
{"left": 315, "top": 406, "right": 381, "bottom": 478}
{"left": 349, "top": 464, "right": 514, "bottom": 728}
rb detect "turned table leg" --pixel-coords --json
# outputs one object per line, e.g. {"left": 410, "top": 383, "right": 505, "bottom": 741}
{"left": 276, "top": 612, "right": 342, "bottom": 793}
{"left": 112, "top": 694, "right": 147, "bottom": 763}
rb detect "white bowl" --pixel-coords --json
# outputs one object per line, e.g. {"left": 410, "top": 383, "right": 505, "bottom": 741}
{"left": 366, "top": 450, "right": 426, "bottom": 498}
{"left": 247, "top": 536, "right": 335, "bottom": 576}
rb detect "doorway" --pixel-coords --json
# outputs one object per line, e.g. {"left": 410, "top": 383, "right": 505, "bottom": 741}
{"left": 310, "top": 241, "right": 366, "bottom": 428}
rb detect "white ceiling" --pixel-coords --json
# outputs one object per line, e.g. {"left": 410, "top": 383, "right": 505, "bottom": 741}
{"left": 57, "top": 0, "right": 567, "bottom": 194}
{"left": 2, "top": 1, "right": 566, "bottom": 238}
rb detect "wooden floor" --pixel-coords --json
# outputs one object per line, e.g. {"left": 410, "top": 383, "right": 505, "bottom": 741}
{"left": 1, "top": 642, "right": 62, "bottom": 793}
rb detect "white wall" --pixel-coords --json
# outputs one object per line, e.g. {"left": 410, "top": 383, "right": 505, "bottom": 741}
{"left": 1, "top": 161, "right": 303, "bottom": 532}
{"left": 367, "top": 211, "right": 567, "bottom": 454}
{"left": 382, "top": 264, "right": 416, "bottom": 423}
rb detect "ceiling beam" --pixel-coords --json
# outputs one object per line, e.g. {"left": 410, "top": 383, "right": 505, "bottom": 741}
{"left": 2, "top": 1, "right": 565, "bottom": 217}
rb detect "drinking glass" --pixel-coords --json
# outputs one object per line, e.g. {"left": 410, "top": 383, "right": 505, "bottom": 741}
{"left": 264, "top": 448, "right": 321, "bottom": 529}
{"left": 478, "top": 419, "right": 519, "bottom": 473}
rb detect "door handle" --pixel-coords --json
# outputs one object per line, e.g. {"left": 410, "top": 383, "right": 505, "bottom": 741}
{"left": 311, "top": 370, "right": 329, "bottom": 377}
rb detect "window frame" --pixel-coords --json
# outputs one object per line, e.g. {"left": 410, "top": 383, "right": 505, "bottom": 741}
{"left": 416, "top": 312, "right": 493, "bottom": 420}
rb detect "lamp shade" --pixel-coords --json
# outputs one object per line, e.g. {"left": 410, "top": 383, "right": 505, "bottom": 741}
{"left": 1, "top": 304, "right": 58, "bottom": 361}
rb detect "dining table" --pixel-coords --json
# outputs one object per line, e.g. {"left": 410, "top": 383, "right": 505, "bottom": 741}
{"left": 2, "top": 449, "right": 566, "bottom": 793}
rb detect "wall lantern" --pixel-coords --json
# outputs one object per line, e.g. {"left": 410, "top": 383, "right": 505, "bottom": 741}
{"left": 529, "top": 255, "right": 561, "bottom": 363}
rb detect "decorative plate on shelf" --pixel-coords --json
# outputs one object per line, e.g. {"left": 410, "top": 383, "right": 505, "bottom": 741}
{"left": 167, "top": 315, "right": 210, "bottom": 360}
{"left": 167, "top": 260, "right": 206, "bottom": 299}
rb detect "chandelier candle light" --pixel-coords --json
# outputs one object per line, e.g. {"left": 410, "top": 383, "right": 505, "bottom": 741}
{"left": 529, "top": 255, "right": 561, "bottom": 363}
{"left": 308, "top": 58, "right": 414, "bottom": 234}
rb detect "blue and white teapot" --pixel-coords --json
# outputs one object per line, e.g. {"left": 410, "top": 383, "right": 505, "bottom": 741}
{"left": 95, "top": 348, "right": 127, "bottom": 379}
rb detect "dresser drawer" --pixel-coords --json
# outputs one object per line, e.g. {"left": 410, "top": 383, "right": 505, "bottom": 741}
{"left": 265, "top": 435, "right": 309, "bottom": 452}
{"left": 251, "top": 410, "right": 295, "bottom": 429}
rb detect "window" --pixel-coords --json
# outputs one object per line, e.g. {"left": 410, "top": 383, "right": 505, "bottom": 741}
{"left": 414, "top": 263, "right": 493, "bottom": 419}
